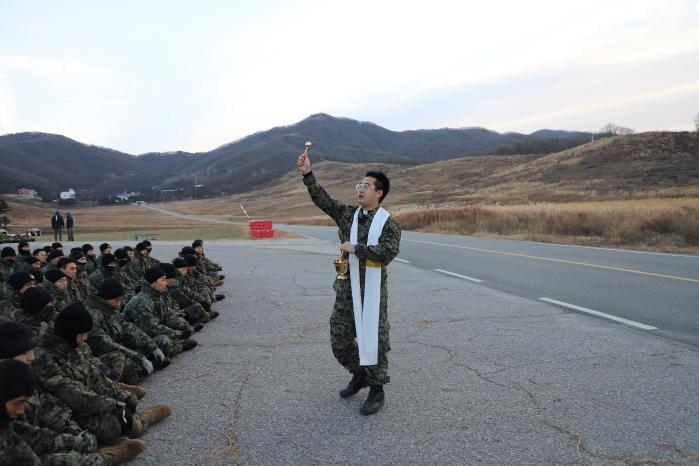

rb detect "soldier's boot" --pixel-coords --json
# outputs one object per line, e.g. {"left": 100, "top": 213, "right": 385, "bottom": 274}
{"left": 97, "top": 439, "right": 145, "bottom": 464}
{"left": 182, "top": 338, "right": 198, "bottom": 351}
{"left": 218, "top": 274, "right": 225, "bottom": 280}
{"left": 193, "top": 322, "right": 204, "bottom": 332}
{"left": 215, "top": 294, "right": 225, "bottom": 301}
{"left": 148, "top": 355, "right": 171, "bottom": 371}
{"left": 208, "top": 311, "right": 219, "bottom": 320}
{"left": 213, "top": 279, "right": 224, "bottom": 287}
{"left": 118, "top": 382, "right": 146, "bottom": 399}
{"left": 339, "top": 373, "right": 369, "bottom": 398}
{"left": 131, "top": 404, "right": 172, "bottom": 436}
{"left": 360, "top": 385, "right": 385, "bottom": 416}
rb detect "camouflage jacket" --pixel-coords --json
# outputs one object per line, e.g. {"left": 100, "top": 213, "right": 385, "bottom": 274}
{"left": 0, "top": 287, "right": 22, "bottom": 323}
{"left": 0, "top": 419, "right": 41, "bottom": 466}
{"left": 33, "top": 332, "right": 132, "bottom": 418}
{"left": 184, "top": 270, "right": 214, "bottom": 301}
{"left": 201, "top": 254, "right": 222, "bottom": 276}
{"left": 303, "top": 171, "right": 401, "bottom": 296}
{"left": 87, "top": 293, "right": 157, "bottom": 361}
{"left": 11, "top": 419, "right": 79, "bottom": 458}
{"left": 89, "top": 266, "right": 135, "bottom": 302}
{"left": 12, "top": 303, "right": 56, "bottom": 336}
{"left": 41, "top": 281, "right": 71, "bottom": 313}
{"left": 123, "top": 280, "right": 187, "bottom": 340}
{"left": 168, "top": 273, "right": 196, "bottom": 309}
{"left": 85, "top": 255, "right": 98, "bottom": 275}
{"left": 22, "top": 389, "right": 83, "bottom": 436}
{"left": 0, "top": 258, "right": 15, "bottom": 283}
{"left": 76, "top": 271, "right": 94, "bottom": 302}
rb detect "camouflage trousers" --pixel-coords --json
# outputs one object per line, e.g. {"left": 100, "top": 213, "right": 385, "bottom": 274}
{"left": 40, "top": 451, "right": 111, "bottom": 466}
{"left": 330, "top": 289, "right": 391, "bottom": 386}
{"left": 75, "top": 412, "right": 123, "bottom": 444}
{"left": 97, "top": 351, "right": 144, "bottom": 385}
{"left": 24, "top": 391, "right": 83, "bottom": 436}
{"left": 182, "top": 302, "right": 210, "bottom": 324}
{"left": 153, "top": 335, "right": 182, "bottom": 358}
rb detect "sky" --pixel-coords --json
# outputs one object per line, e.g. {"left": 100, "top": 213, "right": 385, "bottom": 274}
{"left": 1, "top": 0, "right": 698, "bottom": 154}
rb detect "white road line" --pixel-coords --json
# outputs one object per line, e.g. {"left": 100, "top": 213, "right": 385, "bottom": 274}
{"left": 435, "top": 269, "right": 483, "bottom": 283}
{"left": 539, "top": 297, "right": 658, "bottom": 331}
{"left": 296, "top": 234, "right": 318, "bottom": 240}
{"left": 395, "top": 258, "right": 411, "bottom": 263}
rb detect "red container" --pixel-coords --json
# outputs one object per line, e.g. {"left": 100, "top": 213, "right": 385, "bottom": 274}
{"left": 249, "top": 221, "right": 273, "bottom": 230}
{"left": 249, "top": 229, "right": 275, "bottom": 239}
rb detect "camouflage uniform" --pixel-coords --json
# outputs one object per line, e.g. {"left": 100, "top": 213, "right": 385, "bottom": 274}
{"left": 22, "top": 390, "right": 84, "bottom": 437}
{"left": 0, "top": 287, "right": 23, "bottom": 323}
{"left": 200, "top": 254, "right": 222, "bottom": 280}
{"left": 304, "top": 172, "right": 401, "bottom": 386}
{"left": 131, "top": 254, "right": 159, "bottom": 279}
{"left": 42, "top": 282, "right": 71, "bottom": 313}
{"left": 184, "top": 269, "right": 216, "bottom": 301}
{"left": 86, "top": 293, "right": 158, "bottom": 384}
{"left": 88, "top": 266, "right": 135, "bottom": 302}
{"left": 168, "top": 272, "right": 210, "bottom": 323}
{"left": 33, "top": 333, "right": 137, "bottom": 444}
{"left": 0, "top": 257, "right": 15, "bottom": 282}
{"left": 85, "top": 256, "right": 98, "bottom": 276}
{"left": 123, "top": 279, "right": 186, "bottom": 357}
{"left": 75, "top": 270, "right": 94, "bottom": 304}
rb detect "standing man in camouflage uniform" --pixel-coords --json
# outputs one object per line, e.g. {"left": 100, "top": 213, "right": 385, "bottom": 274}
{"left": 298, "top": 151, "right": 401, "bottom": 416}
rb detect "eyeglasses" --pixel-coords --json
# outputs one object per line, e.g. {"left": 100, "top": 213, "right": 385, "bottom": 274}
{"left": 355, "top": 183, "right": 376, "bottom": 192}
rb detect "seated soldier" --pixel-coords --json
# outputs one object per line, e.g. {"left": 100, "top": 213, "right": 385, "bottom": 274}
{"left": 41, "top": 249, "right": 64, "bottom": 274}
{"left": 96, "top": 243, "right": 112, "bottom": 266}
{"left": 33, "top": 303, "right": 172, "bottom": 444}
{"left": 70, "top": 250, "right": 94, "bottom": 303}
{"left": 160, "top": 263, "right": 208, "bottom": 328}
{"left": 192, "top": 239, "right": 225, "bottom": 283}
{"left": 170, "top": 258, "right": 218, "bottom": 323}
{"left": 56, "top": 257, "right": 85, "bottom": 305}
{"left": 132, "top": 242, "right": 159, "bottom": 278}
{"left": 43, "top": 270, "right": 71, "bottom": 312}
{"left": 17, "top": 241, "right": 32, "bottom": 259}
{"left": 33, "top": 248, "right": 48, "bottom": 268}
{"left": 124, "top": 267, "right": 198, "bottom": 358}
{"left": 183, "top": 253, "right": 224, "bottom": 303}
{"left": 0, "top": 247, "right": 16, "bottom": 281}
{"left": 18, "top": 288, "right": 56, "bottom": 334}
{"left": 82, "top": 244, "right": 99, "bottom": 275}
{"left": 90, "top": 253, "right": 136, "bottom": 302}
{"left": 22, "top": 255, "right": 42, "bottom": 272}
{"left": 1, "top": 271, "right": 37, "bottom": 323}
{"left": 87, "top": 278, "right": 171, "bottom": 385}
{"left": 51, "top": 243, "right": 64, "bottom": 252}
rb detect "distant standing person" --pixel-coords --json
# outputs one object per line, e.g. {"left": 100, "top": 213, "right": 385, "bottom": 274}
{"left": 66, "top": 211, "right": 74, "bottom": 241}
{"left": 297, "top": 150, "right": 401, "bottom": 416}
{"left": 51, "top": 211, "right": 64, "bottom": 241}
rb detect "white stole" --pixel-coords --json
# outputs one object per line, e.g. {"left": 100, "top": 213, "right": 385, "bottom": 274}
{"left": 349, "top": 207, "right": 389, "bottom": 366}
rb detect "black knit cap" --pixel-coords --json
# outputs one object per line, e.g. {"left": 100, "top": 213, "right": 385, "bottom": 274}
{"left": 6, "top": 271, "right": 35, "bottom": 290}
{"left": 1, "top": 247, "right": 16, "bottom": 258}
{"left": 82, "top": 243, "right": 94, "bottom": 254}
{"left": 47, "top": 250, "right": 64, "bottom": 262}
{"left": 0, "top": 359, "right": 36, "bottom": 405}
{"left": 31, "top": 268, "right": 44, "bottom": 284}
{"left": 142, "top": 240, "right": 152, "bottom": 247}
{"left": 69, "top": 250, "right": 85, "bottom": 261}
{"left": 45, "top": 269, "right": 67, "bottom": 284}
{"left": 98, "top": 277, "right": 125, "bottom": 300}
{"left": 114, "top": 248, "right": 129, "bottom": 261}
{"left": 42, "top": 245, "right": 52, "bottom": 254}
{"left": 20, "top": 287, "right": 52, "bottom": 315}
{"left": 56, "top": 257, "right": 74, "bottom": 270}
{"left": 0, "top": 322, "right": 36, "bottom": 358}
{"left": 23, "top": 255, "right": 40, "bottom": 266}
{"left": 122, "top": 246, "right": 134, "bottom": 252}
{"left": 51, "top": 242, "right": 63, "bottom": 250}
{"left": 184, "top": 254, "right": 198, "bottom": 267}
{"left": 160, "top": 263, "right": 177, "bottom": 279}
{"left": 135, "top": 242, "right": 147, "bottom": 251}
{"left": 172, "top": 257, "right": 187, "bottom": 269}
{"left": 54, "top": 303, "right": 93, "bottom": 347}
{"left": 192, "top": 239, "right": 203, "bottom": 248}
{"left": 144, "top": 266, "right": 165, "bottom": 284}
{"left": 100, "top": 253, "right": 117, "bottom": 267}
{"left": 181, "top": 246, "right": 196, "bottom": 256}
{"left": 99, "top": 243, "right": 111, "bottom": 253}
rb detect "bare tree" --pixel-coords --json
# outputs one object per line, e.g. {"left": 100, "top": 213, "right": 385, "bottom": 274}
{"left": 600, "top": 123, "right": 635, "bottom": 136}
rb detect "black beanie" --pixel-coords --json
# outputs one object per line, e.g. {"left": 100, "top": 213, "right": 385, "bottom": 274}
{"left": 69, "top": 250, "right": 85, "bottom": 261}
{"left": 192, "top": 239, "right": 203, "bottom": 248}
{"left": 45, "top": 269, "right": 67, "bottom": 284}
{"left": 98, "top": 278, "right": 125, "bottom": 300}
{"left": 24, "top": 255, "right": 40, "bottom": 266}
{"left": 142, "top": 240, "right": 152, "bottom": 247}
{"left": 20, "top": 287, "right": 52, "bottom": 315}
{"left": 54, "top": 303, "right": 93, "bottom": 347}
{"left": 144, "top": 266, "right": 165, "bottom": 284}
{"left": 172, "top": 257, "right": 187, "bottom": 269}
{"left": 160, "top": 263, "right": 177, "bottom": 279}
{"left": 114, "top": 248, "right": 129, "bottom": 262}
{"left": 7, "top": 271, "right": 36, "bottom": 290}
{"left": 122, "top": 246, "right": 134, "bottom": 253}
{"left": 1, "top": 247, "right": 16, "bottom": 258}
{"left": 42, "top": 245, "right": 52, "bottom": 254}
{"left": 0, "top": 322, "right": 36, "bottom": 358}
{"left": 47, "top": 250, "right": 64, "bottom": 262}
{"left": 100, "top": 253, "right": 116, "bottom": 267}
{"left": 184, "top": 255, "right": 198, "bottom": 267}
{"left": 51, "top": 242, "right": 63, "bottom": 250}
{"left": 99, "top": 243, "right": 111, "bottom": 253}
{"left": 181, "top": 246, "right": 196, "bottom": 256}
{"left": 30, "top": 268, "right": 43, "bottom": 285}
{"left": 82, "top": 244, "right": 94, "bottom": 254}
{"left": 0, "top": 360, "right": 36, "bottom": 411}
{"left": 135, "top": 242, "right": 147, "bottom": 251}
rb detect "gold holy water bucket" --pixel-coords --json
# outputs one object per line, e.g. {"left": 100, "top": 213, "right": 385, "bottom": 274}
{"left": 333, "top": 257, "right": 349, "bottom": 280}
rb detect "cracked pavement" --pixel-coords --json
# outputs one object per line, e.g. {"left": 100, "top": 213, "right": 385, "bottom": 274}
{"left": 126, "top": 239, "right": 699, "bottom": 466}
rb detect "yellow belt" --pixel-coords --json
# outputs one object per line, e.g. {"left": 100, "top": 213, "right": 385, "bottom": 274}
{"left": 362, "top": 259, "right": 383, "bottom": 268}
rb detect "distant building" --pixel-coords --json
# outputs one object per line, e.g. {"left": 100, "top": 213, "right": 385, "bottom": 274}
{"left": 60, "top": 188, "right": 76, "bottom": 200}
{"left": 3, "top": 188, "right": 41, "bottom": 201}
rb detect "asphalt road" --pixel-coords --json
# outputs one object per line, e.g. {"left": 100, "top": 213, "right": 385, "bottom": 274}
{"left": 278, "top": 224, "right": 699, "bottom": 348}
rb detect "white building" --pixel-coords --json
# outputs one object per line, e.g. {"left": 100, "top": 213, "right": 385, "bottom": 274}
{"left": 60, "top": 188, "right": 76, "bottom": 200}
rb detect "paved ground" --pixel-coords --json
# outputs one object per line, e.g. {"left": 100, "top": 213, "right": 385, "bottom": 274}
{"left": 115, "top": 239, "right": 699, "bottom": 466}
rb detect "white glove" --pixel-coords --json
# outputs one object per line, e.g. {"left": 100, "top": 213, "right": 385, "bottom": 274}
{"left": 141, "top": 357, "right": 154, "bottom": 375}
{"left": 152, "top": 348, "right": 165, "bottom": 363}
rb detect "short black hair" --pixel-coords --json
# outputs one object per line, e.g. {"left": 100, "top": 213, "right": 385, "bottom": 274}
{"left": 365, "top": 171, "right": 390, "bottom": 203}
{"left": 56, "top": 257, "right": 75, "bottom": 270}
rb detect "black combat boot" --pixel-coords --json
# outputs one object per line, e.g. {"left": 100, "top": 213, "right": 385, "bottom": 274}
{"left": 208, "top": 311, "right": 219, "bottom": 320}
{"left": 215, "top": 294, "right": 225, "bottom": 301}
{"left": 339, "top": 373, "right": 369, "bottom": 398}
{"left": 218, "top": 274, "right": 225, "bottom": 280}
{"left": 148, "top": 355, "right": 171, "bottom": 371}
{"left": 181, "top": 339, "right": 198, "bottom": 351}
{"left": 360, "top": 385, "right": 385, "bottom": 416}
{"left": 193, "top": 323, "right": 204, "bottom": 332}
